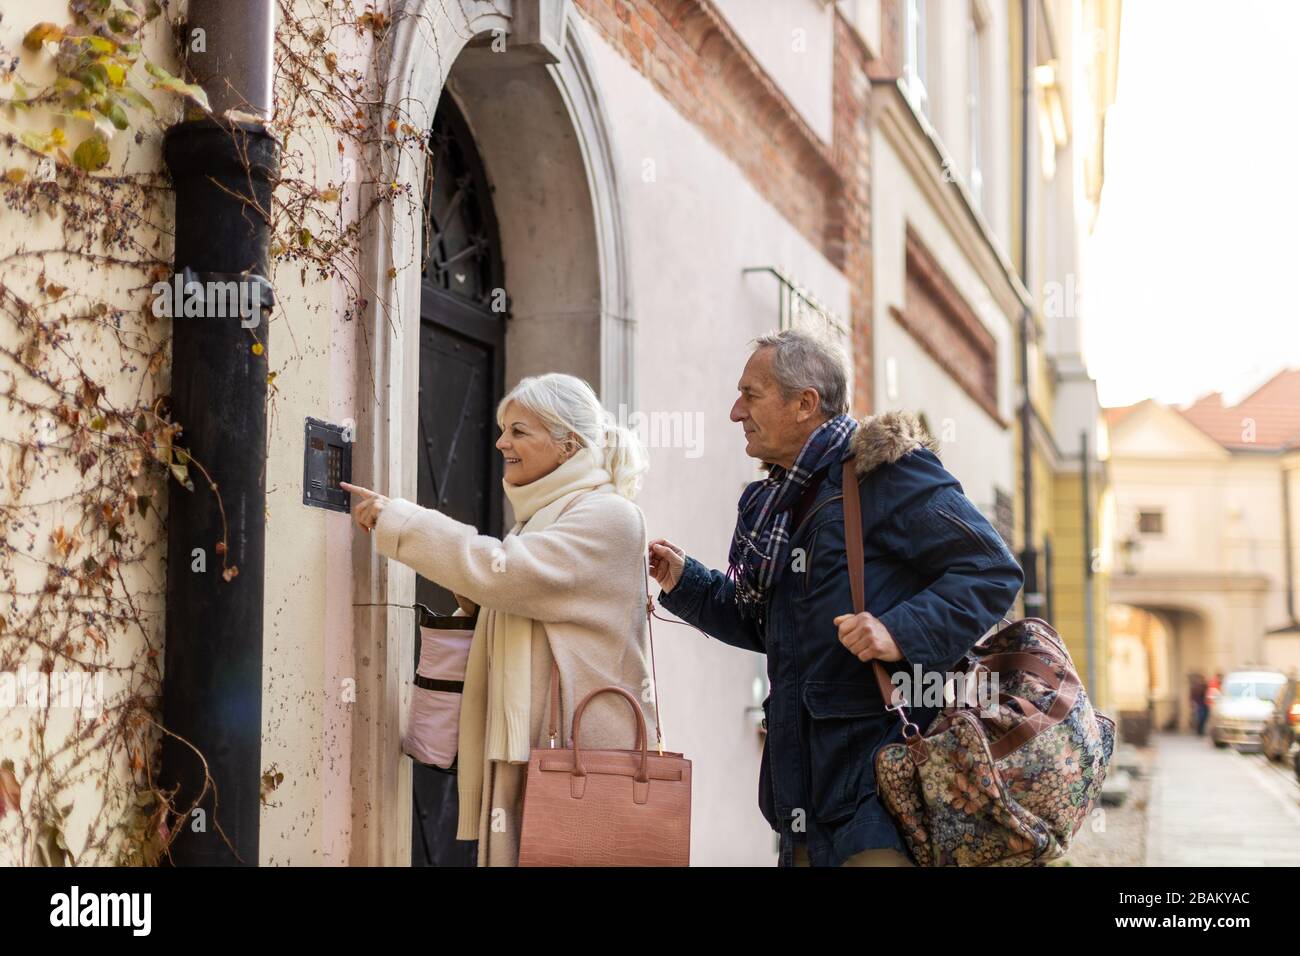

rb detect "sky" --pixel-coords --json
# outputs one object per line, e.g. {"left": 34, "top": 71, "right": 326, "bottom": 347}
{"left": 1083, "top": 0, "right": 1300, "bottom": 408}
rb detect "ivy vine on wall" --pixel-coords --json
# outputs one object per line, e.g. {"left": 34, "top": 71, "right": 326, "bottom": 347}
{"left": 0, "top": 0, "right": 474, "bottom": 865}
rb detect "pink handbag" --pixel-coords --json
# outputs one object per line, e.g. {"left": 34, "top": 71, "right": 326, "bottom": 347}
{"left": 516, "top": 555, "right": 692, "bottom": 866}
{"left": 402, "top": 606, "right": 477, "bottom": 772}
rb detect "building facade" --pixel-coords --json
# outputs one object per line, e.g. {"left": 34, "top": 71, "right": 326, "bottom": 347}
{"left": 1, "top": 0, "right": 1117, "bottom": 866}
{"left": 1106, "top": 376, "right": 1300, "bottom": 731}
{"left": 855, "top": 0, "right": 1121, "bottom": 708}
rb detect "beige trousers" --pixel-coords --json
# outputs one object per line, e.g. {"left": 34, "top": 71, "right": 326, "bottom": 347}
{"left": 793, "top": 843, "right": 915, "bottom": 867}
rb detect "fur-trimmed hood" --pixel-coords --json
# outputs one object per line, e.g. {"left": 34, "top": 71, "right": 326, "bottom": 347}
{"left": 849, "top": 411, "right": 940, "bottom": 478}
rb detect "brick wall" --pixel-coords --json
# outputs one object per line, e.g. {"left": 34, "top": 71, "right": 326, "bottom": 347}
{"left": 830, "top": 14, "right": 874, "bottom": 415}
{"left": 895, "top": 227, "right": 1004, "bottom": 426}
{"left": 573, "top": 0, "right": 877, "bottom": 415}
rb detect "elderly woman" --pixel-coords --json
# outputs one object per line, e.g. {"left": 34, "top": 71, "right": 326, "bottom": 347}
{"left": 343, "top": 373, "right": 657, "bottom": 867}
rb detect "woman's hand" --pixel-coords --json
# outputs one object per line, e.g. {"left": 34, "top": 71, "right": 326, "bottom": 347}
{"left": 340, "top": 481, "right": 389, "bottom": 533}
{"left": 453, "top": 592, "right": 478, "bottom": 615}
{"left": 648, "top": 539, "right": 685, "bottom": 593}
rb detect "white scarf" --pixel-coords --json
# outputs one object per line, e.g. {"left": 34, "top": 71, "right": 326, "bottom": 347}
{"left": 456, "top": 446, "right": 613, "bottom": 840}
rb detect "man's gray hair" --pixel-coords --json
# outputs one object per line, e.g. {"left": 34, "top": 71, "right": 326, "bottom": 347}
{"left": 751, "top": 328, "right": 850, "bottom": 417}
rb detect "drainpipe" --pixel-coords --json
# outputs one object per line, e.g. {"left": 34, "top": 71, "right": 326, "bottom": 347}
{"left": 1018, "top": 0, "right": 1042, "bottom": 618}
{"left": 1042, "top": 533, "right": 1053, "bottom": 623}
{"left": 159, "top": 0, "right": 277, "bottom": 866}
{"left": 1082, "top": 430, "right": 1096, "bottom": 696}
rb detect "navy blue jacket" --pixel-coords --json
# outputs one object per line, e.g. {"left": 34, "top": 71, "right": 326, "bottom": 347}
{"left": 659, "top": 412, "right": 1024, "bottom": 866}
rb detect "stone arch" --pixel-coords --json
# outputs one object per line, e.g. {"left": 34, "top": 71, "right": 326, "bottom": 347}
{"left": 1109, "top": 601, "right": 1214, "bottom": 732}
{"left": 350, "top": 0, "right": 633, "bottom": 863}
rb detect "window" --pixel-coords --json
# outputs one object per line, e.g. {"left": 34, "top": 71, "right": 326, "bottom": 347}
{"left": 903, "top": 0, "right": 928, "bottom": 114}
{"left": 1222, "top": 677, "right": 1285, "bottom": 702}
{"left": 966, "top": 5, "right": 985, "bottom": 211}
{"left": 1137, "top": 510, "right": 1163, "bottom": 535}
{"left": 894, "top": 227, "right": 1001, "bottom": 424}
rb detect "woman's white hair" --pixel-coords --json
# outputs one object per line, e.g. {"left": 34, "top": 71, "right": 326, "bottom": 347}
{"left": 497, "top": 373, "right": 648, "bottom": 499}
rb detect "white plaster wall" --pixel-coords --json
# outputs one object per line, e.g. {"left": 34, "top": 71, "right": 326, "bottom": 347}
{"left": 712, "top": 0, "right": 836, "bottom": 144}
{"left": 0, "top": 1, "right": 178, "bottom": 867}
{"left": 979, "top": 0, "right": 1014, "bottom": 248}
{"left": 1108, "top": 455, "right": 1289, "bottom": 628}
{"left": 256, "top": 0, "right": 379, "bottom": 864}
{"left": 1108, "top": 405, "right": 1295, "bottom": 654}
{"left": 836, "top": 0, "right": 882, "bottom": 57}
{"left": 871, "top": 131, "right": 1016, "bottom": 516}
{"left": 579, "top": 15, "right": 851, "bottom": 866}
{"left": 924, "top": 0, "right": 963, "bottom": 171}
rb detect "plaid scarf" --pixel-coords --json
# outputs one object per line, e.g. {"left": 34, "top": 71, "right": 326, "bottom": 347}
{"left": 727, "top": 414, "right": 857, "bottom": 620}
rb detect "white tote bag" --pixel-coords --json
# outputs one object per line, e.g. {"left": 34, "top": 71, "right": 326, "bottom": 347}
{"left": 403, "top": 606, "right": 477, "bottom": 772}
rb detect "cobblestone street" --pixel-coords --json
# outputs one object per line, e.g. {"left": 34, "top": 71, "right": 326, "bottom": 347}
{"left": 1145, "top": 733, "right": 1300, "bottom": 866}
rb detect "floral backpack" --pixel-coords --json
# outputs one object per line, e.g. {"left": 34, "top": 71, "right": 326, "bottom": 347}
{"left": 842, "top": 460, "right": 1116, "bottom": 866}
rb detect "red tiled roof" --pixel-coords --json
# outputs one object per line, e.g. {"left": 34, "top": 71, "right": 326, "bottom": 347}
{"left": 1177, "top": 369, "right": 1300, "bottom": 451}
{"left": 1103, "top": 402, "right": 1145, "bottom": 428}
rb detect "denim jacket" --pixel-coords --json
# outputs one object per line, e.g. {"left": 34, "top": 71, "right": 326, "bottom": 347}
{"left": 659, "top": 412, "right": 1024, "bottom": 866}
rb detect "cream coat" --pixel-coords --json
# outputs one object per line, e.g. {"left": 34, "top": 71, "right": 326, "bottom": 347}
{"left": 374, "top": 485, "right": 657, "bottom": 866}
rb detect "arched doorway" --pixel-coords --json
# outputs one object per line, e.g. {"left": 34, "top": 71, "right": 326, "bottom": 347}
{"left": 416, "top": 94, "right": 507, "bottom": 612}
{"left": 353, "top": 1, "right": 635, "bottom": 866}
{"left": 1108, "top": 602, "right": 1210, "bottom": 733}
{"left": 410, "top": 93, "right": 506, "bottom": 867}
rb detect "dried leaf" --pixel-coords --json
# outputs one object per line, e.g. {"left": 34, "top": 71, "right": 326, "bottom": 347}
{"left": 0, "top": 762, "right": 20, "bottom": 819}
{"left": 79, "top": 35, "right": 118, "bottom": 55}
{"left": 20, "top": 129, "right": 58, "bottom": 155}
{"left": 117, "top": 84, "right": 156, "bottom": 113}
{"left": 144, "top": 61, "right": 211, "bottom": 112}
{"left": 34, "top": 821, "right": 71, "bottom": 866}
{"left": 108, "top": 9, "right": 141, "bottom": 35}
{"left": 170, "top": 460, "right": 194, "bottom": 491}
{"left": 23, "top": 23, "right": 64, "bottom": 51}
{"left": 72, "top": 134, "right": 110, "bottom": 172}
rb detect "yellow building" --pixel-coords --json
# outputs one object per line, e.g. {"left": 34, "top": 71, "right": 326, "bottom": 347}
{"left": 1008, "top": 0, "right": 1121, "bottom": 710}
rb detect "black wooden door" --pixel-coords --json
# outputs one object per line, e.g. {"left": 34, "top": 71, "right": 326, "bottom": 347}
{"left": 412, "top": 94, "right": 506, "bottom": 868}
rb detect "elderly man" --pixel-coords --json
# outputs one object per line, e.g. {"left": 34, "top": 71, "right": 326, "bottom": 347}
{"left": 649, "top": 329, "right": 1023, "bottom": 867}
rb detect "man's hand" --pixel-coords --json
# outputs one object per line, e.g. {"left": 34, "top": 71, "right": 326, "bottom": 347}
{"left": 648, "top": 539, "right": 685, "bottom": 592}
{"left": 340, "top": 481, "right": 389, "bottom": 534}
{"left": 833, "top": 611, "right": 903, "bottom": 663}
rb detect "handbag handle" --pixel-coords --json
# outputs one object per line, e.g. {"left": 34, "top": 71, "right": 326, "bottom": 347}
{"left": 569, "top": 686, "right": 651, "bottom": 782}
{"left": 544, "top": 492, "right": 666, "bottom": 754}
{"left": 841, "top": 459, "right": 922, "bottom": 743}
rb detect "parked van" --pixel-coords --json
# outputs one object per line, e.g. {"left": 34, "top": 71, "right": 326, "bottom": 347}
{"left": 1208, "top": 670, "right": 1287, "bottom": 750}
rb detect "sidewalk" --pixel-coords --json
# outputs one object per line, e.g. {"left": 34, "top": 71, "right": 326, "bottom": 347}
{"left": 1145, "top": 732, "right": 1300, "bottom": 866}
